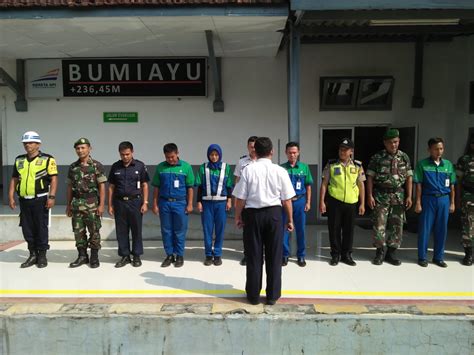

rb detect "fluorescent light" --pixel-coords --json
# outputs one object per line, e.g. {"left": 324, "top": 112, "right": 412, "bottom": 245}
{"left": 370, "top": 19, "right": 460, "bottom": 26}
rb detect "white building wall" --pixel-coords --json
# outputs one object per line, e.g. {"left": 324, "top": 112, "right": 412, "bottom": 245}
{"left": 1, "top": 37, "right": 472, "bottom": 170}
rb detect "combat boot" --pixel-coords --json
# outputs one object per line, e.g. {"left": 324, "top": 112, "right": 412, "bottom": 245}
{"left": 37, "top": 250, "right": 48, "bottom": 268}
{"left": 89, "top": 249, "right": 100, "bottom": 268}
{"left": 69, "top": 248, "right": 89, "bottom": 268}
{"left": 372, "top": 247, "right": 384, "bottom": 265}
{"left": 384, "top": 247, "right": 401, "bottom": 266}
{"left": 462, "top": 247, "right": 472, "bottom": 266}
{"left": 20, "top": 250, "right": 37, "bottom": 268}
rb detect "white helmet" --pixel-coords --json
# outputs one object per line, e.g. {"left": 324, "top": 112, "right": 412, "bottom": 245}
{"left": 21, "top": 131, "right": 41, "bottom": 143}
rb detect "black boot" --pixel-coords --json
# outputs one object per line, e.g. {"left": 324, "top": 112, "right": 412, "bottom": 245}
{"left": 462, "top": 247, "right": 472, "bottom": 266}
{"left": 384, "top": 247, "right": 401, "bottom": 266}
{"left": 69, "top": 248, "right": 89, "bottom": 268}
{"left": 37, "top": 250, "right": 48, "bottom": 268}
{"left": 372, "top": 247, "right": 384, "bottom": 265}
{"left": 89, "top": 249, "right": 100, "bottom": 268}
{"left": 20, "top": 250, "right": 37, "bottom": 268}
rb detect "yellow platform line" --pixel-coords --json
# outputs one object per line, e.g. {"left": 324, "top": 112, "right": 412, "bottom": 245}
{"left": 0, "top": 289, "right": 472, "bottom": 298}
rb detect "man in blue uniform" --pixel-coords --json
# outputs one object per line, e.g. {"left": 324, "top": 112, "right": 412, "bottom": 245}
{"left": 414, "top": 137, "right": 456, "bottom": 267}
{"left": 8, "top": 131, "right": 58, "bottom": 268}
{"left": 108, "top": 141, "right": 150, "bottom": 268}
{"left": 281, "top": 142, "right": 314, "bottom": 267}
{"left": 152, "top": 143, "right": 195, "bottom": 268}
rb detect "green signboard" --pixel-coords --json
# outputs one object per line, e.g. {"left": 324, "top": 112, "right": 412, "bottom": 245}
{"left": 103, "top": 112, "right": 138, "bottom": 123}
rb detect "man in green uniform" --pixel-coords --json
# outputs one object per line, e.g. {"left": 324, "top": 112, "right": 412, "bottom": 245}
{"left": 366, "top": 129, "right": 413, "bottom": 265}
{"left": 66, "top": 138, "right": 107, "bottom": 268}
{"left": 455, "top": 134, "right": 474, "bottom": 266}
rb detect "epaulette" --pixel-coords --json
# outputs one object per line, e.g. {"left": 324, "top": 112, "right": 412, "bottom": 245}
{"left": 354, "top": 160, "right": 362, "bottom": 167}
{"left": 240, "top": 155, "right": 248, "bottom": 159}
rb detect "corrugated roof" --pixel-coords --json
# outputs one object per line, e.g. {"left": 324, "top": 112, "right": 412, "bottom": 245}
{"left": 0, "top": 0, "right": 287, "bottom": 8}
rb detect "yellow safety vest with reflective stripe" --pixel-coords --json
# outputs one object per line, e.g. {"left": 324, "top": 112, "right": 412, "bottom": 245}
{"left": 328, "top": 160, "right": 361, "bottom": 204}
{"left": 15, "top": 153, "right": 58, "bottom": 197}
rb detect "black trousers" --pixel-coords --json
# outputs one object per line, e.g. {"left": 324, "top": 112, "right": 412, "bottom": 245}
{"left": 243, "top": 206, "right": 283, "bottom": 301}
{"left": 19, "top": 196, "right": 49, "bottom": 251}
{"left": 113, "top": 199, "right": 144, "bottom": 256}
{"left": 327, "top": 195, "right": 356, "bottom": 258}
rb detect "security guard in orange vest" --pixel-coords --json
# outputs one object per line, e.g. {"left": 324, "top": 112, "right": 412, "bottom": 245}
{"left": 8, "top": 131, "right": 58, "bottom": 268}
{"left": 319, "top": 138, "right": 365, "bottom": 266}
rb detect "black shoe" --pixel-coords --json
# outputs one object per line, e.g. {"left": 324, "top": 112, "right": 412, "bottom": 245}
{"left": 462, "top": 247, "right": 472, "bottom": 266}
{"left": 20, "top": 251, "right": 37, "bottom": 268}
{"left": 132, "top": 255, "right": 142, "bottom": 267}
{"left": 341, "top": 255, "right": 356, "bottom": 266}
{"left": 329, "top": 255, "right": 339, "bottom": 266}
{"left": 37, "top": 250, "right": 48, "bottom": 268}
{"left": 247, "top": 297, "right": 260, "bottom": 305}
{"left": 266, "top": 298, "right": 277, "bottom": 306}
{"left": 240, "top": 256, "right": 247, "bottom": 266}
{"left": 89, "top": 249, "right": 100, "bottom": 268}
{"left": 385, "top": 247, "right": 401, "bottom": 266}
{"left": 282, "top": 257, "right": 288, "bottom": 266}
{"left": 161, "top": 255, "right": 175, "bottom": 268}
{"left": 213, "top": 256, "right": 222, "bottom": 266}
{"left": 204, "top": 256, "right": 213, "bottom": 266}
{"left": 418, "top": 259, "right": 428, "bottom": 267}
{"left": 297, "top": 258, "right": 306, "bottom": 267}
{"left": 432, "top": 259, "right": 448, "bottom": 268}
{"left": 115, "top": 256, "right": 131, "bottom": 268}
{"left": 69, "top": 248, "right": 89, "bottom": 268}
{"left": 372, "top": 248, "right": 384, "bottom": 265}
{"left": 175, "top": 256, "right": 184, "bottom": 268}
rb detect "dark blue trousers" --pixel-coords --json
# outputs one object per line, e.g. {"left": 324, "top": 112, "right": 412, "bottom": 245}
{"left": 113, "top": 198, "right": 143, "bottom": 257}
{"left": 159, "top": 199, "right": 188, "bottom": 257}
{"left": 201, "top": 200, "right": 226, "bottom": 257}
{"left": 418, "top": 194, "right": 450, "bottom": 261}
{"left": 282, "top": 197, "right": 307, "bottom": 258}
{"left": 19, "top": 196, "right": 49, "bottom": 251}
{"left": 243, "top": 206, "right": 283, "bottom": 302}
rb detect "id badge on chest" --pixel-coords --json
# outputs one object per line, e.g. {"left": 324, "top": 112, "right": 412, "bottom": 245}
{"left": 296, "top": 181, "right": 302, "bottom": 190}
{"left": 137, "top": 181, "right": 141, "bottom": 189}
{"left": 445, "top": 178, "right": 450, "bottom": 187}
{"left": 174, "top": 179, "right": 180, "bottom": 188}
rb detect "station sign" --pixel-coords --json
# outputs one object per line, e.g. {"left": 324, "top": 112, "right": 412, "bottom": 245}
{"left": 26, "top": 58, "right": 207, "bottom": 98}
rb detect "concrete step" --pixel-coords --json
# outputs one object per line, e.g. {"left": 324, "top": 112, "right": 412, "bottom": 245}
{"left": 0, "top": 211, "right": 242, "bottom": 242}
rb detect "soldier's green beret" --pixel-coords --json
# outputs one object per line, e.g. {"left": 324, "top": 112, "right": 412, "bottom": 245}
{"left": 74, "top": 137, "right": 91, "bottom": 148}
{"left": 383, "top": 129, "right": 399, "bottom": 140}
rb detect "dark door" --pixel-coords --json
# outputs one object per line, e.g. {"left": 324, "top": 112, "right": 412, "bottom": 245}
{"left": 321, "top": 128, "right": 353, "bottom": 169}
{"left": 354, "top": 126, "right": 387, "bottom": 172}
{"left": 396, "top": 126, "right": 417, "bottom": 167}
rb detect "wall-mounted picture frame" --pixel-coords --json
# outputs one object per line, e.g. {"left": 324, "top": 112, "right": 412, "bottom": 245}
{"left": 320, "top": 76, "right": 394, "bottom": 111}
{"left": 320, "top": 77, "right": 358, "bottom": 110}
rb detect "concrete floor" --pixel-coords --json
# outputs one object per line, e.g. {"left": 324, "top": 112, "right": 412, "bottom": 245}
{"left": 0, "top": 220, "right": 472, "bottom": 302}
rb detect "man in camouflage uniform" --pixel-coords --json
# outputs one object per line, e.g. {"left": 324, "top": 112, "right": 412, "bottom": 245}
{"left": 366, "top": 129, "right": 413, "bottom": 265}
{"left": 66, "top": 138, "right": 107, "bottom": 268}
{"left": 455, "top": 135, "right": 474, "bottom": 266}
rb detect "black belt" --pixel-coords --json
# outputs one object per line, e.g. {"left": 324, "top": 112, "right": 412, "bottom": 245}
{"left": 291, "top": 194, "right": 306, "bottom": 201}
{"left": 462, "top": 185, "right": 474, "bottom": 193}
{"left": 375, "top": 186, "right": 402, "bottom": 193}
{"left": 160, "top": 197, "right": 186, "bottom": 202}
{"left": 425, "top": 193, "right": 449, "bottom": 198}
{"left": 73, "top": 192, "right": 97, "bottom": 199}
{"left": 115, "top": 194, "right": 141, "bottom": 201}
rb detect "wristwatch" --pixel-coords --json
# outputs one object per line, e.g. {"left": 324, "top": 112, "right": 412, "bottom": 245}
{"left": 48, "top": 195, "right": 56, "bottom": 200}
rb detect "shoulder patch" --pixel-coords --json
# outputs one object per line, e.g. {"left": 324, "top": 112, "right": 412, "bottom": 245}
{"left": 354, "top": 160, "right": 362, "bottom": 167}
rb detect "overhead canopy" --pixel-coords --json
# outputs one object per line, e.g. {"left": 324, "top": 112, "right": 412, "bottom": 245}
{"left": 0, "top": 1, "right": 288, "bottom": 58}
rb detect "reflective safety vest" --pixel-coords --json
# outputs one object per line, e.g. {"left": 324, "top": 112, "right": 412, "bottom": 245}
{"left": 202, "top": 163, "right": 227, "bottom": 201}
{"left": 327, "top": 159, "right": 361, "bottom": 204}
{"left": 14, "top": 152, "right": 57, "bottom": 198}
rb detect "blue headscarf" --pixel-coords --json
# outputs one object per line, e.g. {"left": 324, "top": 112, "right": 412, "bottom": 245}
{"left": 207, "top": 144, "right": 223, "bottom": 170}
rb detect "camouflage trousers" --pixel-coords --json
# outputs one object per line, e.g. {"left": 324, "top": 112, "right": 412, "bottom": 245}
{"left": 371, "top": 203, "right": 405, "bottom": 249}
{"left": 460, "top": 197, "right": 474, "bottom": 248}
{"left": 71, "top": 198, "right": 102, "bottom": 249}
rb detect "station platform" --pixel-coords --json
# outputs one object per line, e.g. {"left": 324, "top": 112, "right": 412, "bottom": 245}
{"left": 1, "top": 208, "right": 473, "bottom": 354}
